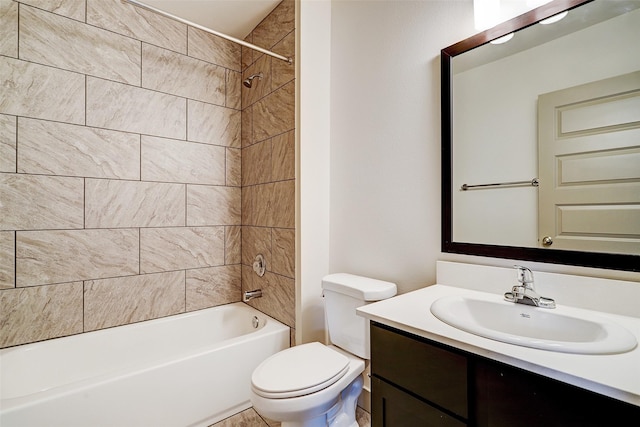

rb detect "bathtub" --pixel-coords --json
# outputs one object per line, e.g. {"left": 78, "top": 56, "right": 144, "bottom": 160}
{"left": 0, "top": 302, "right": 289, "bottom": 427}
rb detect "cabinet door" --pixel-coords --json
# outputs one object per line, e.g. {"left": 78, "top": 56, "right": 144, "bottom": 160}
{"left": 371, "top": 324, "right": 468, "bottom": 419}
{"left": 372, "top": 377, "right": 466, "bottom": 427}
{"left": 475, "top": 358, "right": 640, "bottom": 427}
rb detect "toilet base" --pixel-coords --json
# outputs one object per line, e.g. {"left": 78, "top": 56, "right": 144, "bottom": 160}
{"left": 259, "top": 375, "right": 364, "bottom": 427}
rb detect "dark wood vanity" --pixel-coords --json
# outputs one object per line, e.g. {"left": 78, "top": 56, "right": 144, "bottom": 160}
{"left": 371, "top": 322, "right": 640, "bottom": 426}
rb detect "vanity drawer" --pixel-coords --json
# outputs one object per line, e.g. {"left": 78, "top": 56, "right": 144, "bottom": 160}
{"left": 372, "top": 376, "right": 466, "bottom": 427}
{"left": 371, "top": 323, "right": 468, "bottom": 419}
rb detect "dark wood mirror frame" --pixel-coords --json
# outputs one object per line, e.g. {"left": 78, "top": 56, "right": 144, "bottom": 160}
{"left": 441, "top": 0, "right": 640, "bottom": 272}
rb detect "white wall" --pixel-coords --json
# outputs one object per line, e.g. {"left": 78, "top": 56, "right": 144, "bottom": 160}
{"left": 298, "top": 0, "right": 640, "bottom": 341}
{"left": 298, "top": 0, "right": 332, "bottom": 344}
{"left": 328, "top": 0, "right": 475, "bottom": 294}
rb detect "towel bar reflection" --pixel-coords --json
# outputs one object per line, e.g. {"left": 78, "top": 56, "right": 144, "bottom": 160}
{"left": 461, "top": 178, "right": 539, "bottom": 191}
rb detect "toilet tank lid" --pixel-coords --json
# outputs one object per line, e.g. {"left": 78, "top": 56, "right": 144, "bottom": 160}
{"left": 322, "top": 273, "right": 397, "bottom": 301}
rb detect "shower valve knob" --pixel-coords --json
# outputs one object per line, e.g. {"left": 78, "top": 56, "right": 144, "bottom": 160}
{"left": 253, "top": 254, "right": 266, "bottom": 277}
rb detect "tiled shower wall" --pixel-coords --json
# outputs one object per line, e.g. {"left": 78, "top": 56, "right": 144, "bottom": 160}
{"left": 0, "top": 0, "right": 248, "bottom": 348}
{"left": 240, "top": 0, "right": 296, "bottom": 338}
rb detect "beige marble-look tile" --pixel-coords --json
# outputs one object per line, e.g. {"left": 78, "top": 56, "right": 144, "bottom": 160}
{"left": 227, "top": 147, "right": 241, "bottom": 187}
{"left": 272, "top": 228, "right": 295, "bottom": 278}
{"left": 141, "top": 136, "right": 225, "bottom": 185}
{"left": 188, "top": 27, "right": 240, "bottom": 71}
{"left": 253, "top": 81, "right": 295, "bottom": 143}
{"left": 271, "top": 180, "right": 295, "bottom": 228}
{"left": 0, "top": 114, "right": 16, "bottom": 173}
{"left": 272, "top": 31, "right": 295, "bottom": 91}
{"left": 140, "top": 226, "right": 225, "bottom": 273}
{"left": 0, "top": 173, "right": 84, "bottom": 231}
{"left": 188, "top": 100, "right": 241, "bottom": 148}
{"left": 225, "top": 225, "right": 241, "bottom": 265}
{"left": 16, "top": 229, "right": 139, "bottom": 287}
{"left": 253, "top": 0, "right": 295, "bottom": 50}
{"left": 242, "top": 183, "right": 273, "bottom": 227}
{"left": 0, "top": 231, "right": 14, "bottom": 289}
{"left": 242, "top": 266, "right": 294, "bottom": 328}
{"left": 84, "top": 271, "right": 185, "bottom": 331}
{"left": 87, "top": 0, "right": 186, "bottom": 53}
{"left": 0, "top": 0, "right": 18, "bottom": 58}
{"left": 142, "top": 44, "right": 225, "bottom": 106}
{"left": 85, "top": 179, "right": 185, "bottom": 228}
{"left": 241, "top": 34, "right": 254, "bottom": 71}
{"left": 186, "top": 265, "right": 241, "bottom": 311}
{"left": 242, "top": 180, "right": 295, "bottom": 228}
{"left": 242, "top": 105, "right": 253, "bottom": 147}
{"left": 272, "top": 130, "right": 295, "bottom": 181}
{"left": 86, "top": 77, "right": 186, "bottom": 140}
{"left": 186, "top": 185, "right": 241, "bottom": 226}
{"left": 357, "top": 407, "right": 371, "bottom": 427}
{"left": 0, "top": 282, "right": 83, "bottom": 348}
{"left": 227, "top": 70, "right": 242, "bottom": 110}
{"left": 243, "top": 139, "right": 272, "bottom": 186}
{"left": 0, "top": 57, "right": 84, "bottom": 124}
{"left": 241, "top": 226, "right": 271, "bottom": 268}
{"left": 18, "top": 118, "right": 140, "bottom": 179}
{"left": 211, "top": 408, "right": 271, "bottom": 427}
{"left": 19, "top": 5, "right": 141, "bottom": 85}
{"left": 18, "top": 0, "right": 85, "bottom": 21}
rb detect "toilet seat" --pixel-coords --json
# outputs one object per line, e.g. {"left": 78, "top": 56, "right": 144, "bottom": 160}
{"left": 251, "top": 343, "right": 349, "bottom": 399}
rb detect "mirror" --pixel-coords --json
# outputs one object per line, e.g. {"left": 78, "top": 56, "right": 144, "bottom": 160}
{"left": 442, "top": 0, "right": 640, "bottom": 271}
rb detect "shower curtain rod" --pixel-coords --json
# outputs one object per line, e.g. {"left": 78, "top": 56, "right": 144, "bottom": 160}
{"left": 122, "top": 0, "right": 293, "bottom": 64}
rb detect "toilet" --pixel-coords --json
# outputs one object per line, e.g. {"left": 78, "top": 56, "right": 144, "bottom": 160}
{"left": 250, "top": 273, "right": 397, "bottom": 427}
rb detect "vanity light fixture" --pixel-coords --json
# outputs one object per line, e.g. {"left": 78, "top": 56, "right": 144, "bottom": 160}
{"left": 540, "top": 10, "right": 569, "bottom": 25}
{"left": 490, "top": 32, "right": 514, "bottom": 44}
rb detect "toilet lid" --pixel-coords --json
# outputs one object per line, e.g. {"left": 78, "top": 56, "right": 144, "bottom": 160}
{"left": 251, "top": 342, "right": 349, "bottom": 398}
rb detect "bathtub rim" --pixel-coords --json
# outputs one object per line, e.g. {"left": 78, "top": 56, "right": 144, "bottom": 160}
{"left": 0, "top": 302, "right": 289, "bottom": 409}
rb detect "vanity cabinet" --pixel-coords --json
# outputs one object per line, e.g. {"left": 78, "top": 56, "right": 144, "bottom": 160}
{"left": 371, "top": 322, "right": 640, "bottom": 427}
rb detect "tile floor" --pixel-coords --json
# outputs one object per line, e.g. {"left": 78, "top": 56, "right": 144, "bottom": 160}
{"left": 211, "top": 406, "right": 371, "bottom": 427}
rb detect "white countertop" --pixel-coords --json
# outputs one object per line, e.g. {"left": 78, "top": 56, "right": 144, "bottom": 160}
{"left": 357, "top": 284, "right": 640, "bottom": 407}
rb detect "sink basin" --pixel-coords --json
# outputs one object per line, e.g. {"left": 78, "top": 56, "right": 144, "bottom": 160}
{"left": 430, "top": 295, "right": 637, "bottom": 354}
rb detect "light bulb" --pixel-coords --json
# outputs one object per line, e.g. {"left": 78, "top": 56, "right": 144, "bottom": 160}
{"left": 490, "top": 33, "right": 514, "bottom": 45}
{"left": 540, "top": 11, "right": 568, "bottom": 25}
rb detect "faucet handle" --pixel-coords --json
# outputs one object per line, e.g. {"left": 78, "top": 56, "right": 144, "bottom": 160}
{"left": 514, "top": 265, "right": 534, "bottom": 286}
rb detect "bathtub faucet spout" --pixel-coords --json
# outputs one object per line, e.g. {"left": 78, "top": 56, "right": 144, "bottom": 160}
{"left": 244, "top": 289, "right": 263, "bottom": 302}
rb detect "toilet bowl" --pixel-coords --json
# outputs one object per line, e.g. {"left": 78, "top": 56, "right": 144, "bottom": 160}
{"left": 250, "top": 274, "right": 397, "bottom": 427}
{"left": 251, "top": 344, "right": 364, "bottom": 427}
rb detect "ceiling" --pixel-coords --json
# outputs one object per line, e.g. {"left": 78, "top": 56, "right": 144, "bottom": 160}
{"left": 142, "top": 0, "right": 282, "bottom": 40}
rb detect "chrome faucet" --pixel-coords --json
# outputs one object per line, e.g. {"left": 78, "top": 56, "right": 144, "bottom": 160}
{"left": 243, "top": 289, "right": 263, "bottom": 302}
{"left": 504, "top": 265, "right": 556, "bottom": 309}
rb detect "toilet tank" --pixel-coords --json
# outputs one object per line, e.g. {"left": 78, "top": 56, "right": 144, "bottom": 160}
{"left": 322, "top": 273, "right": 396, "bottom": 359}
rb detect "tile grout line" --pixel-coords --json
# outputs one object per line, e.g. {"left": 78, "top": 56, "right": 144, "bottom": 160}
{"left": 16, "top": 2, "right": 19, "bottom": 60}
{"left": 14, "top": 115, "right": 18, "bottom": 173}
{"left": 139, "top": 40, "right": 143, "bottom": 88}
{"left": 13, "top": 230, "right": 17, "bottom": 289}
{"left": 82, "top": 279, "right": 85, "bottom": 333}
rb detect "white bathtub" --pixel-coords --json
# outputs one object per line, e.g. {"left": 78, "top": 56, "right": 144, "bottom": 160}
{"left": 0, "top": 302, "right": 289, "bottom": 427}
